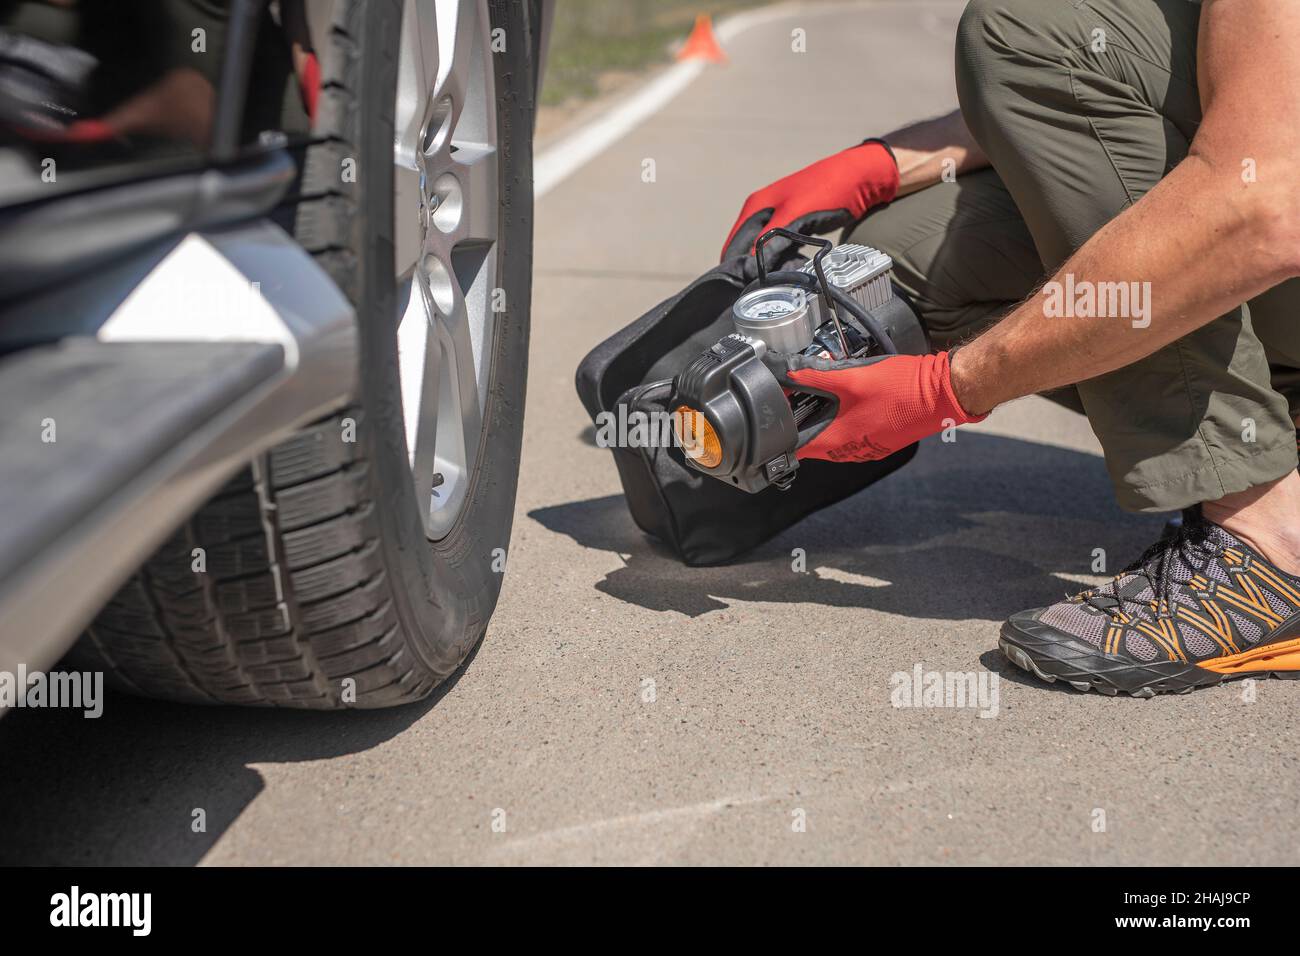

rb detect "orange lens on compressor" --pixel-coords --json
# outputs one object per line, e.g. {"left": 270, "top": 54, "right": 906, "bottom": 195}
{"left": 673, "top": 405, "right": 723, "bottom": 469}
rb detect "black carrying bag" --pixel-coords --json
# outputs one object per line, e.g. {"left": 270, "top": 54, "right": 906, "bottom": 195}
{"left": 574, "top": 256, "right": 917, "bottom": 567}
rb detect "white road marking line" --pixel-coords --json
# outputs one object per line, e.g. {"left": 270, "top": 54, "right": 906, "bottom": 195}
{"left": 534, "top": 2, "right": 810, "bottom": 199}
{"left": 533, "top": 0, "right": 968, "bottom": 200}
{"left": 488, "top": 794, "right": 773, "bottom": 860}
{"left": 533, "top": 59, "right": 703, "bottom": 200}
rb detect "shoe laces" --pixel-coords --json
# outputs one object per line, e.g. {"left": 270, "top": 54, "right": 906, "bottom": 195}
{"left": 1082, "top": 513, "right": 1225, "bottom": 621}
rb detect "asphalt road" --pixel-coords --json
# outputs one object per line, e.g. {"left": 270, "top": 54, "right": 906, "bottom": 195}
{"left": 3, "top": 0, "right": 1298, "bottom": 866}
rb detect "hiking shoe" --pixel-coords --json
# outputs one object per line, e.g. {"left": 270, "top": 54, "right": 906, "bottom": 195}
{"left": 1000, "top": 513, "right": 1300, "bottom": 697}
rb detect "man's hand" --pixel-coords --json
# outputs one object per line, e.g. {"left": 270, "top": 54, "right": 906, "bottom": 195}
{"left": 98, "top": 67, "right": 215, "bottom": 148}
{"left": 720, "top": 140, "right": 899, "bottom": 262}
{"left": 765, "top": 350, "right": 986, "bottom": 462}
{"left": 719, "top": 111, "right": 988, "bottom": 264}
{"left": 950, "top": 0, "right": 1300, "bottom": 416}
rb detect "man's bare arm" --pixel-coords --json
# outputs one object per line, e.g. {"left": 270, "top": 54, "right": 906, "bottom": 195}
{"left": 949, "top": 0, "right": 1300, "bottom": 415}
{"left": 888, "top": 109, "right": 988, "bottom": 197}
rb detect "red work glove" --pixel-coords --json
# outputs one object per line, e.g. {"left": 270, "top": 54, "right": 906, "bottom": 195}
{"left": 298, "top": 51, "right": 321, "bottom": 124}
{"left": 765, "top": 350, "right": 987, "bottom": 462}
{"left": 17, "top": 118, "right": 118, "bottom": 144}
{"left": 720, "top": 139, "right": 900, "bottom": 262}
{"left": 62, "top": 119, "right": 119, "bottom": 143}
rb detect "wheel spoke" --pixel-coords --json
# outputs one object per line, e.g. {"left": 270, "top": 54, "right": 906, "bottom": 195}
{"left": 450, "top": 241, "right": 496, "bottom": 412}
{"left": 396, "top": 276, "right": 441, "bottom": 485}
{"left": 433, "top": 252, "right": 484, "bottom": 458}
{"left": 429, "top": 0, "right": 480, "bottom": 133}
{"left": 393, "top": 161, "right": 425, "bottom": 279}
{"left": 446, "top": 144, "right": 497, "bottom": 244}
{"left": 395, "top": 0, "right": 437, "bottom": 160}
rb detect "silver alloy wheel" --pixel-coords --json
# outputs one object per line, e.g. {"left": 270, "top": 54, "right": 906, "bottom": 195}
{"left": 394, "top": 0, "right": 498, "bottom": 540}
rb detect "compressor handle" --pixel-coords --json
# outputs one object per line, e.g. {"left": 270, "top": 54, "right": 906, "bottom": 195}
{"left": 754, "top": 228, "right": 850, "bottom": 358}
{"left": 752, "top": 230, "right": 899, "bottom": 357}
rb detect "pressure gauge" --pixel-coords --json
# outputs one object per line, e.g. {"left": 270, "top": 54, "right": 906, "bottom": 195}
{"left": 732, "top": 285, "right": 816, "bottom": 354}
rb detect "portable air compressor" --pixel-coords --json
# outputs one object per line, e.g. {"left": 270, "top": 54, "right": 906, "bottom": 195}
{"left": 669, "top": 228, "right": 927, "bottom": 493}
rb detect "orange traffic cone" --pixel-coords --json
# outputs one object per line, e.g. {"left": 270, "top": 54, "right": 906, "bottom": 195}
{"left": 677, "top": 14, "right": 727, "bottom": 64}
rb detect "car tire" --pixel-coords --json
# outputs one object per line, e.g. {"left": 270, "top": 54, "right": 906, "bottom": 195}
{"left": 67, "top": 0, "right": 535, "bottom": 709}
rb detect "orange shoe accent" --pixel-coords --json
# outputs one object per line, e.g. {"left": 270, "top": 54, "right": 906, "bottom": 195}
{"left": 1104, "top": 623, "right": 1122, "bottom": 655}
{"left": 1214, "top": 577, "right": 1283, "bottom": 628}
{"left": 1249, "top": 562, "right": 1300, "bottom": 606}
{"left": 1135, "top": 616, "right": 1185, "bottom": 662}
{"left": 677, "top": 14, "right": 728, "bottom": 63}
{"left": 1175, "top": 605, "right": 1237, "bottom": 656}
{"left": 1196, "top": 636, "right": 1300, "bottom": 674}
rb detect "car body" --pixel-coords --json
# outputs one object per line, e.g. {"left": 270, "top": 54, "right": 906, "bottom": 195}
{"left": 0, "top": 0, "right": 552, "bottom": 708}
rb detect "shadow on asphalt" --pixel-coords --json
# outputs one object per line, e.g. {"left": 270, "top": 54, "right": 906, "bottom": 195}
{"left": 0, "top": 434, "right": 1162, "bottom": 864}
{"left": 0, "top": 637, "right": 482, "bottom": 865}
{"left": 531, "top": 431, "right": 1166, "bottom": 621}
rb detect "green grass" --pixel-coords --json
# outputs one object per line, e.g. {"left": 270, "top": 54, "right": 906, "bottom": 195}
{"left": 540, "top": 0, "right": 770, "bottom": 107}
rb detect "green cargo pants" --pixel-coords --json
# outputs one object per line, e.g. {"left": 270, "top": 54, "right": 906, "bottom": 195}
{"left": 846, "top": 0, "right": 1300, "bottom": 512}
